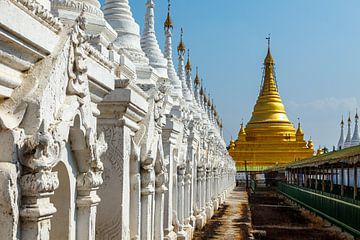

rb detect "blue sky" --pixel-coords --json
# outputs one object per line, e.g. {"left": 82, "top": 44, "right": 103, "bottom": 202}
{"left": 100, "top": 0, "right": 360, "bottom": 149}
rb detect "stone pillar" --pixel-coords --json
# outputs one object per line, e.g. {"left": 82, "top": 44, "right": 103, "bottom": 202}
{"left": 176, "top": 164, "right": 187, "bottom": 239}
{"left": 140, "top": 160, "right": 155, "bottom": 240}
{"left": 177, "top": 164, "right": 186, "bottom": 225}
{"left": 20, "top": 171, "right": 59, "bottom": 240}
{"left": 205, "top": 167, "right": 213, "bottom": 219}
{"left": 184, "top": 172, "right": 190, "bottom": 225}
{"left": 97, "top": 86, "right": 147, "bottom": 240}
{"left": 212, "top": 167, "right": 219, "bottom": 211}
{"left": 195, "top": 165, "right": 205, "bottom": 229}
{"left": 154, "top": 159, "right": 167, "bottom": 240}
{"left": 76, "top": 172, "right": 102, "bottom": 240}
{"left": 200, "top": 168, "right": 207, "bottom": 221}
{"left": 162, "top": 124, "right": 179, "bottom": 240}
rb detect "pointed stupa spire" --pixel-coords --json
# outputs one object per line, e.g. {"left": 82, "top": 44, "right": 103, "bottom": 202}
{"left": 296, "top": 118, "right": 304, "bottom": 142}
{"left": 344, "top": 113, "right": 352, "bottom": 148}
{"left": 194, "top": 68, "right": 201, "bottom": 104}
{"left": 163, "top": 0, "right": 182, "bottom": 97}
{"left": 238, "top": 122, "right": 246, "bottom": 142}
{"left": 207, "top": 93, "right": 212, "bottom": 120}
{"left": 246, "top": 36, "right": 295, "bottom": 138}
{"left": 337, "top": 116, "right": 345, "bottom": 150}
{"left": 164, "top": 0, "right": 173, "bottom": 29}
{"left": 103, "top": 0, "right": 149, "bottom": 65}
{"left": 141, "top": 0, "right": 168, "bottom": 78}
{"left": 351, "top": 110, "right": 360, "bottom": 146}
{"left": 185, "top": 49, "right": 194, "bottom": 94}
{"left": 178, "top": 29, "right": 191, "bottom": 100}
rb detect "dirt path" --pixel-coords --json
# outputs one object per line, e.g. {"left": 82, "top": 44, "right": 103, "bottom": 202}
{"left": 193, "top": 187, "right": 252, "bottom": 240}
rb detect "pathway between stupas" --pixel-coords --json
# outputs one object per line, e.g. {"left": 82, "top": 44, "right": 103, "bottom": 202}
{"left": 193, "top": 187, "right": 252, "bottom": 240}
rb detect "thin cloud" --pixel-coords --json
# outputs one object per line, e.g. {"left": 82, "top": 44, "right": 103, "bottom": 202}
{"left": 288, "top": 97, "right": 359, "bottom": 112}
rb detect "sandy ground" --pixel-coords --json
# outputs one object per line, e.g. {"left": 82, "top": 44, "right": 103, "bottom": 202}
{"left": 193, "top": 187, "right": 252, "bottom": 240}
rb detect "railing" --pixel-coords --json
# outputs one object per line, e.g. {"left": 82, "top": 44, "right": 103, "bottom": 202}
{"left": 277, "top": 182, "right": 360, "bottom": 237}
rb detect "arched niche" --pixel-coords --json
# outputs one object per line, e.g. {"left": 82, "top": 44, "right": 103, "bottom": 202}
{"left": 50, "top": 161, "right": 71, "bottom": 240}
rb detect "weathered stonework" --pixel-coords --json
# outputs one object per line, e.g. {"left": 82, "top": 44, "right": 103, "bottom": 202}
{"left": 0, "top": 0, "right": 236, "bottom": 239}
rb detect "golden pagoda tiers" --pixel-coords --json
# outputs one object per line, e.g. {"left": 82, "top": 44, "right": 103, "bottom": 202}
{"left": 229, "top": 40, "right": 314, "bottom": 171}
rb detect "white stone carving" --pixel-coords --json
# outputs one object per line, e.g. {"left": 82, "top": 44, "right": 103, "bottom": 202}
{"left": 0, "top": 0, "right": 237, "bottom": 239}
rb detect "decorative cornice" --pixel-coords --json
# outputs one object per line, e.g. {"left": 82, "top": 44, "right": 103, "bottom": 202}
{"left": 84, "top": 43, "right": 114, "bottom": 70}
{"left": 52, "top": 0, "right": 104, "bottom": 18}
{"left": 11, "top": 0, "right": 63, "bottom": 33}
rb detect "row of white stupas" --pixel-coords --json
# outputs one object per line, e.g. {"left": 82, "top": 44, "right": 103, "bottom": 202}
{"left": 0, "top": 0, "right": 236, "bottom": 239}
{"left": 337, "top": 112, "right": 360, "bottom": 150}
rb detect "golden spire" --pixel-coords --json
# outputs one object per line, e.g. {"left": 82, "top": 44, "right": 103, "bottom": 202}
{"left": 296, "top": 119, "right": 304, "bottom": 136}
{"left": 186, "top": 49, "right": 192, "bottom": 72}
{"left": 164, "top": 0, "right": 173, "bottom": 29}
{"left": 237, "top": 122, "right": 246, "bottom": 142}
{"left": 177, "top": 28, "right": 186, "bottom": 54}
{"left": 264, "top": 34, "right": 274, "bottom": 65}
{"left": 194, "top": 66, "right": 200, "bottom": 85}
{"left": 296, "top": 118, "right": 304, "bottom": 141}
{"left": 307, "top": 137, "right": 314, "bottom": 149}
{"left": 246, "top": 36, "right": 295, "bottom": 137}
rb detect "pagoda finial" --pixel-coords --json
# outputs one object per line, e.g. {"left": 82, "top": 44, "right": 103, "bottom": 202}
{"left": 200, "top": 78, "right": 204, "bottom": 95}
{"left": 177, "top": 28, "right": 186, "bottom": 55}
{"left": 194, "top": 66, "right": 200, "bottom": 85}
{"left": 186, "top": 49, "right": 192, "bottom": 72}
{"left": 164, "top": 0, "right": 173, "bottom": 29}
{"left": 264, "top": 34, "right": 274, "bottom": 65}
{"left": 352, "top": 109, "right": 360, "bottom": 146}
{"left": 344, "top": 112, "right": 352, "bottom": 148}
{"left": 266, "top": 33, "right": 271, "bottom": 49}
{"left": 296, "top": 117, "right": 304, "bottom": 139}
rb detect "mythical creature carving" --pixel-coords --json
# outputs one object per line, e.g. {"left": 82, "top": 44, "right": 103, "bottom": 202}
{"left": 19, "top": 120, "right": 60, "bottom": 173}
{"left": 67, "top": 11, "right": 90, "bottom": 98}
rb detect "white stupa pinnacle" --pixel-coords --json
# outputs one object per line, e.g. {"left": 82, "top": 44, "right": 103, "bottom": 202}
{"left": 351, "top": 111, "right": 360, "bottom": 146}
{"left": 177, "top": 29, "right": 191, "bottom": 101}
{"left": 103, "top": 0, "right": 149, "bottom": 65}
{"left": 337, "top": 116, "right": 344, "bottom": 150}
{"left": 164, "top": 0, "right": 182, "bottom": 97}
{"left": 141, "top": 0, "right": 168, "bottom": 79}
{"left": 185, "top": 50, "right": 194, "bottom": 95}
{"left": 194, "top": 68, "right": 201, "bottom": 105}
{"left": 343, "top": 113, "right": 352, "bottom": 148}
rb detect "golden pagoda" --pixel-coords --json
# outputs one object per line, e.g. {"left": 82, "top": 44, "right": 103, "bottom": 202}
{"left": 229, "top": 42, "right": 314, "bottom": 171}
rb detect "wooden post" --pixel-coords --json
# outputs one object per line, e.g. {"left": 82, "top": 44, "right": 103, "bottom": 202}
{"left": 315, "top": 168, "right": 318, "bottom": 190}
{"left": 330, "top": 165, "right": 334, "bottom": 193}
{"left": 341, "top": 164, "right": 344, "bottom": 197}
{"left": 322, "top": 167, "right": 325, "bottom": 192}
{"left": 335, "top": 167, "right": 338, "bottom": 185}
{"left": 354, "top": 165, "right": 358, "bottom": 200}
{"left": 347, "top": 166, "right": 350, "bottom": 187}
